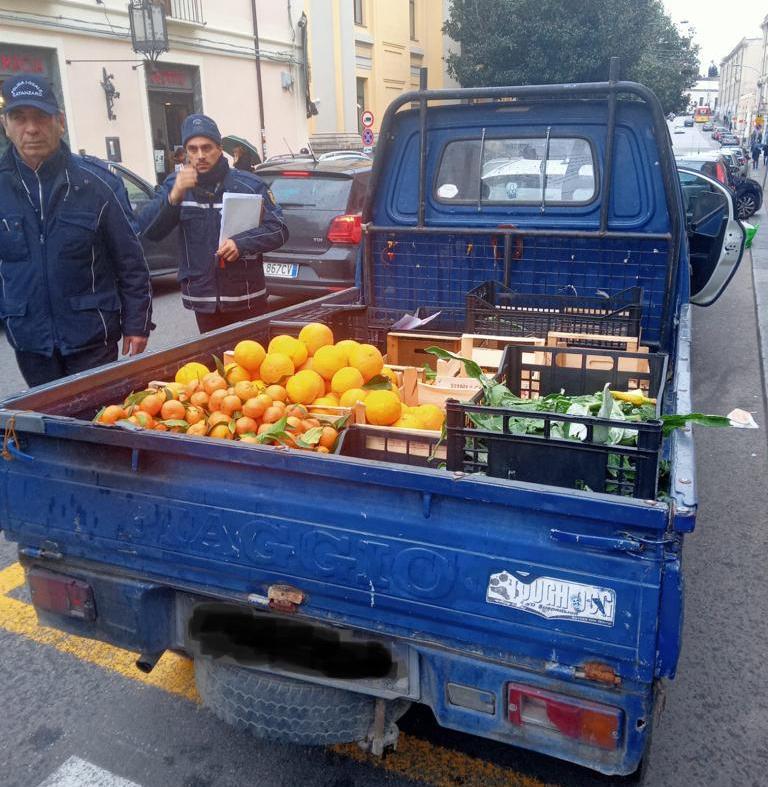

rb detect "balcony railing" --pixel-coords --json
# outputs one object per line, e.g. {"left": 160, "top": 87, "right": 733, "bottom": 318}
{"left": 156, "top": 0, "right": 205, "bottom": 25}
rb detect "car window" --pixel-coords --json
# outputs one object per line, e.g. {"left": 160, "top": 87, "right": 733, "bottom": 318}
{"left": 435, "top": 137, "right": 596, "bottom": 204}
{"left": 117, "top": 170, "right": 151, "bottom": 208}
{"left": 262, "top": 176, "right": 353, "bottom": 211}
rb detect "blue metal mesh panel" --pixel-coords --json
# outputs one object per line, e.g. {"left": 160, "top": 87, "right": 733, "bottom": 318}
{"left": 369, "top": 233, "right": 670, "bottom": 345}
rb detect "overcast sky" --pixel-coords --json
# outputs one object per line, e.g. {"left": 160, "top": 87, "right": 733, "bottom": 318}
{"left": 663, "top": 1, "right": 764, "bottom": 71}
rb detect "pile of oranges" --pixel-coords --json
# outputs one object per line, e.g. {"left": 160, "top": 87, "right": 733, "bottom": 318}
{"left": 94, "top": 323, "right": 446, "bottom": 451}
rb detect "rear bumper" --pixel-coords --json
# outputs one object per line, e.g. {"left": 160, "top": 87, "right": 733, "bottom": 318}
{"left": 262, "top": 248, "right": 356, "bottom": 297}
{"left": 18, "top": 555, "right": 653, "bottom": 776}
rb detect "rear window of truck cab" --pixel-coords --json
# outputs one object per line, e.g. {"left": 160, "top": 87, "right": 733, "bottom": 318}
{"left": 434, "top": 137, "right": 596, "bottom": 205}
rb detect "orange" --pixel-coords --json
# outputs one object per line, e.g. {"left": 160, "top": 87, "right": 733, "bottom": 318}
{"left": 242, "top": 396, "right": 267, "bottom": 420}
{"left": 318, "top": 426, "right": 339, "bottom": 450}
{"left": 311, "top": 395, "right": 340, "bottom": 415}
{"left": 316, "top": 446, "right": 330, "bottom": 454}
{"left": 160, "top": 399, "right": 186, "bottom": 421}
{"left": 392, "top": 412, "right": 425, "bottom": 430}
{"left": 298, "top": 322, "right": 334, "bottom": 355}
{"left": 208, "top": 389, "right": 228, "bottom": 413}
{"left": 311, "top": 344, "right": 347, "bottom": 381}
{"left": 234, "top": 380, "right": 258, "bottom": 402}
{"left": 239, "top": 435, "right": 260, "bottom": 444}
{"left": 220, "top": 394, "right": 243, "bottom": 417}
{"left": 416, "top": 404, "right": 445, "bottom": 431}
{"left": 233, "top": 340, "right": 266, "bottom": 373}
{"left": 264, "top": 384, "right": 288, "bottom": 403}
{"left": 202, "top": 372, "right": 228, "bottom": 396}
{"left": 364, "top": 390, "right": 401, "bottom": 425}
{"left": 262, "top": 406, "right": 284, "bottom": 424}
{"left": 99, "top": 405, "right": 126, "bottom": 425}
{"left": 286, "top": 370, "right": 325, "bottom": 404}
{"left": 208, "top": 411, "right": 231, "bottom": 428}
{"left": 380, "top": 367, "right": 398, "bottom": 388}
{"left": 224, "top": 363, "right": 251, "bottom": 386}
{"left": 190, "top": 390, "right": 209, "bottom": 409}
{"left": 185, "top": 406, "right": 205, "bottom": 425}
{"left": 139, "top": 393, "right": 164, "bottom": 417}
{"left": 209, "top": 423, "right": 234, "bottom": 440}
{"left": 269, "top": 335, "right": 309, "bottom": 367}
{"left": 130, "top": 412, "right": 155, "bottom": 429}
{"left": 259, "top": 353, "right": 294, "bottom": 385}
{"left": 235, "top": 416, "right": 259, "bottom": 435}
{"left": 338, "top": 388, "right": 368, "bottom": 408}
{"left": 349, "top": 344, "right": 384, "bottom": 382}
{"left": 286, "top": 403, "right": 309, "bottom": 419}
{"left": 186, "top": 421, "right": 208, "bottom": 437}
{"left": 285, "top": 416, "right": 304, "bottom": 433}
{"left": 175, "top": 362, "right": 210, "bottom": 385}
{"left": 334, "top": 339, "right": 361, "bottom": 365}
{"left": 331, "top": 366, "right": 365, "bottom": 395}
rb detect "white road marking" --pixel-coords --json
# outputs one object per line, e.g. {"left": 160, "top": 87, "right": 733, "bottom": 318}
{"left": 36, "top": 756, "right": 142, "bottom": 787}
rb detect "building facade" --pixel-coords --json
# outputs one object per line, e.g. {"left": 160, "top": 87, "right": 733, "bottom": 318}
{"left": 0, "top": 0, "right": 308, "bottom": 182}
{"left": 687, "top": 78, "right": 719, "bottom": 112}
{"left": 305, "top": 0, "right": 458, "bottom": 150}
{"left": 718, "top": 37, "right": 762, "bottom": 138}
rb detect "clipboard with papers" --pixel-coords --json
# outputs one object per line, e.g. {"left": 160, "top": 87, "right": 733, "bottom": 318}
{"left": 218, "top": 192, "right": 264, "bottom": 246}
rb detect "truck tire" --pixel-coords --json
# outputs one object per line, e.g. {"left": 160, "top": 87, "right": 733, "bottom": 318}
{"left": 194, "top": 655, "right": 410, "bottom": 745}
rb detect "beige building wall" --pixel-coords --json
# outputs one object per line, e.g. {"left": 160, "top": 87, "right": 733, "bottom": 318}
{"left": 0, "top": 0, "right": 309, "bottom": 180}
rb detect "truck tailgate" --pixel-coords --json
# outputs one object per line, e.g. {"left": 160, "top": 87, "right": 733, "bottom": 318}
{"left": 1, "top": 411, "right": 670, "bottom": 685}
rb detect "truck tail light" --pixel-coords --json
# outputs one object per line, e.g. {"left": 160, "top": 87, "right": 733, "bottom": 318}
{"left": 27, "top": 568, "right": 96, "bottom": 621}
{"left": 327, "top": 214, "right": 362, "bottom": 245}
{"left": 507, "top": 683, "right": 621, "bottom": 750}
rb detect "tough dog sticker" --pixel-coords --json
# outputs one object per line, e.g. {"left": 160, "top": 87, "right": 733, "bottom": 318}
{"left": 486, "top": 570, "right": 616, "bottom": 626}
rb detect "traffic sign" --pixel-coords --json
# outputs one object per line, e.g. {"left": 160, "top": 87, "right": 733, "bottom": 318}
{"left": 361, "top": 110, "right": 374, "bottom": 128}
{"left": 362, "top": 127, "right": 375, "bottom": 146}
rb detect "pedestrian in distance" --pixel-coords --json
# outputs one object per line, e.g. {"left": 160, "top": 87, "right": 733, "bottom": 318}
{"left": 139, "top": 114, "right": 288, "bottom": 334}
{"left": 172, "top": 146, "right": 186, "bottom": 172}
{"left": 0, "top": 73, "right": 152, "bottom": 388}
{"left": 751, "top": 141, "right": 761, "bottom": 170}
{"left": 232, "top": 144, "right": 259, "bottom": 173}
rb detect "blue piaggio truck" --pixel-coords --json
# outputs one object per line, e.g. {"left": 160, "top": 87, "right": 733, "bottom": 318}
{"left": 0, "top": 78, "right": 745, "bottom": 775}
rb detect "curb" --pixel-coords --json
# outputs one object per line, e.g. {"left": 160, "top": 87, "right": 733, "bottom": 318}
{"left": 749, "top": 190, "right": 768, "bottom": 406}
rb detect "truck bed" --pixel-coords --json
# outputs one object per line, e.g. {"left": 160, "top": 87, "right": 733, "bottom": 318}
{"left": 0, "top": 290, "right": 676, "bottom": 687}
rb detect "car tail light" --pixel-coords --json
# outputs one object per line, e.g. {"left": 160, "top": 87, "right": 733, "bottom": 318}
{"left": 327, "top": 214, "right": 362, "bottom": 245}
{"left": 27, "top": 568, "right": 96, "bottom": 621}
{"left": 507, "top": 683, "right": 621, "bottom": 750}
{"left": 282, "top": 171, "right": 311, "bottom": 177}
{"left": 715, "top": 162, "right": 728, "bottom": 184}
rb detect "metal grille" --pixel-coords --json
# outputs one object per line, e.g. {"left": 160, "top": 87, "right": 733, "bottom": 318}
{"left": 368, "top": 232, "right": 671, "bottom": 346}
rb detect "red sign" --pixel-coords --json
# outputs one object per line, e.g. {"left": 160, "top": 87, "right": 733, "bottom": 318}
{"left": 0, "top": 53, "right": 48, "bottom": 76}
{"left": 147, "top": 68, "right": 193, "bottom": 90}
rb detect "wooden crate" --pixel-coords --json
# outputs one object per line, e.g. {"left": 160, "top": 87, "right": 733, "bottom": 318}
{"left": 460, "top": 333, "right": 545, "bottom": 370}
{"left": 348, "top": 424, "right": 446, "bottom": 462}
{"left": 385, "top": 332, "right": 463, "bottom": 370}
{"left": 546, "top": 331, "right": 648, "bottom": 373}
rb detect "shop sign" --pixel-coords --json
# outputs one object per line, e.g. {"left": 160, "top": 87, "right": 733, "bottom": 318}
{"left": 0, "top": 52, "right": 48, "bottom": 76}
{"left": 147, "top": 68, "right": 193, "bottom": 91}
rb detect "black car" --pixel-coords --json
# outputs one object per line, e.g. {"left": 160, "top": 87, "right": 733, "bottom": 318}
{"left": 683, "top": 117, "right": 694, "bottom": 127}
{"left": 255, "top": 155, "right": 372, "bottom": 299}
{"left": 107, "top": 163, "right": 179, "bottom": 277}
{"left": 719, "top": 134, "right": 740, "bottom": 146}
{"left": 674, "top": 150, "right": 762, "bottom": 219}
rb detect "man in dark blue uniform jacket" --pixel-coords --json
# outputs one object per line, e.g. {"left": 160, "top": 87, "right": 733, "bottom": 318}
{"left": 0, "top": 74, "right": 152, "bottom": 388}
{"left": 139, "top": 114, "right": 288, "bottom": 333}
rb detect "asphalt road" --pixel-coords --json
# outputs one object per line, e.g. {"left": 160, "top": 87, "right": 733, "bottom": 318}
{"left": 0, "top": 122, "right": 766, "bottom": 786}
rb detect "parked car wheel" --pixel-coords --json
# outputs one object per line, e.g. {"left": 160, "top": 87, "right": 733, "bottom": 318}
{"left": 735, "top": 189, "right": 759, "bottom": 219}
{"left": 194, "top": 654, "right": 410, "bottom": 746}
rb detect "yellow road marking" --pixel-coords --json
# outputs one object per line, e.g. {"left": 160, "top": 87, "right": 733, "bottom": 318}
{"left": 0, "top": 562, "right": 550, "bottom": 787}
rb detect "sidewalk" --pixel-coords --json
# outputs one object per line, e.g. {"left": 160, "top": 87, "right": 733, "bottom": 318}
{"left": 749, "top": 168, "right": 768, "bottom": 403}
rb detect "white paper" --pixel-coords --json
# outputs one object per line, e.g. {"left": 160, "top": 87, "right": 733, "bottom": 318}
{"left": 726, "top": 408, "right": 760, "bottom": 429}
{"left": 218, "top": 192, "right": 263, "bottom": 245}
{"left": 390, "top": 310, "right": 442, "bottom": 331}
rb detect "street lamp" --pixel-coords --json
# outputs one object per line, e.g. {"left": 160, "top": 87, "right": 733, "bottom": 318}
{"left": 128, "top": 1, "right": 169, "bottom": 62}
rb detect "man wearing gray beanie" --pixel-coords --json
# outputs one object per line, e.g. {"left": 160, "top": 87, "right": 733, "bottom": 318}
{"left": 139, "top": 113, "right": 288, "bottom": 332}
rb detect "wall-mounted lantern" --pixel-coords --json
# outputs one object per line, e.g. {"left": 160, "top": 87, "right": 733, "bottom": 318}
{"left": 128, "top": 1, "right": 169, "bottom": 62}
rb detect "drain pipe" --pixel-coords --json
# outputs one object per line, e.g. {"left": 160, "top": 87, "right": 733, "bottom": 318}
{"left": 250, "top": 0, "right": 268, "bottom": 161}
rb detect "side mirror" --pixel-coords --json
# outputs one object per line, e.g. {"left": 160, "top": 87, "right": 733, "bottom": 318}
{"left": 678, "top": 167, "right": 746, "bottom": 306}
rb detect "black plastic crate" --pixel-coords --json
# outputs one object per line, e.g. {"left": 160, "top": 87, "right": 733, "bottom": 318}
{"left": 465, "top": 281, "right": 643, "bottom": 339}
{"left": 338, "top": 424, "right": 445, "bottom": 468}
{"left": 445, "top": 343, "right": 668, "bottom": 498}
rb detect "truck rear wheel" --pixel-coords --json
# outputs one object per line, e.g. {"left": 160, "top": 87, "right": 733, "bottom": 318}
{"left": 194, "top": 655, "right": 410, "bottom": 746}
